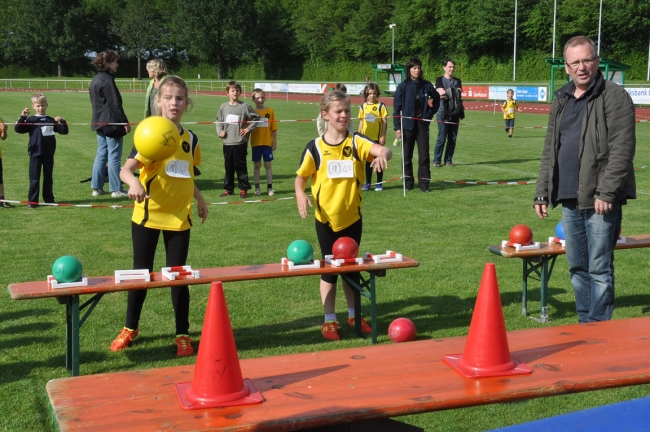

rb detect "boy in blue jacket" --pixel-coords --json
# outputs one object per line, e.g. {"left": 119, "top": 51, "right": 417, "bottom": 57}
{"left": 15, "top": 93, "right": 68, "bottom": 208}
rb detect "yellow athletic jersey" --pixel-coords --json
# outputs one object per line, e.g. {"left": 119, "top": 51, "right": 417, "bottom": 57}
{"left": 250, "top": 107, "right": 277, "bottom": 147}
{"left": 131, "top": 127, "right": 201, "bottom": 231}
{"left": 358, "top": 102, "right": 388, "bottom": 142}
{"left": 0, "top": 117, "right": 4, "bottom": 156}
{"left": 502, "top": 100, "right": 518, "bottom": 120}
{"left": 296, "top": 132, "right": 374, "bottom": 231}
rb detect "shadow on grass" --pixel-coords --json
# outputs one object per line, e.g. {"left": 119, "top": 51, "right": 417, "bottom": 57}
{"left": 466, "top": 158, "right": 540, "bottom": 166}
{"left": 0, "top": 308, "right": 55, "bottom": 321}
{"left": 3, "top": 322, "right": 56, "bottom": 335}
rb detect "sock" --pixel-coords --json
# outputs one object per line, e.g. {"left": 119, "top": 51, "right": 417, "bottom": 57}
{"left": 255, "top": 183, "right": 260, "bottom": 189}
{"left": 324, "top": 313, "right": 337, "bottom": 323}
{"left": 348, "top": 307, "right": 355, "bottom": 318}
{"left": 267, "top": 183, "right": 272, "bottom": 190}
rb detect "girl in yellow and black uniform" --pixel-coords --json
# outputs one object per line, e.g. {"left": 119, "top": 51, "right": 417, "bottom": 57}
{"left": 111, "top": 76, "right": 209, "bottom": 357}
{"left": 295, "top": 90, "right": 392, "bottom": 341}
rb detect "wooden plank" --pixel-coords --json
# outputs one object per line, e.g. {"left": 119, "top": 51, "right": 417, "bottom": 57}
{"left": 8, "top": 257, "right": 419, "bottom": 300}
{"left": 47, "top": 317, "right": 650, "bottom": 432}
{"left": 486, "top": 234, "right": 650, "bottom": 259}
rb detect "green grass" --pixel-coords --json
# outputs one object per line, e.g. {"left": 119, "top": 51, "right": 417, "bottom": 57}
{"left": 1, "top": 90, "right": 650, "bottom": 431}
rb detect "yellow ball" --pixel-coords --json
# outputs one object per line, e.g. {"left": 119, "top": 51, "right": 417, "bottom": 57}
{"left": 134, "top": 116, "right": 181, "bottom": 161}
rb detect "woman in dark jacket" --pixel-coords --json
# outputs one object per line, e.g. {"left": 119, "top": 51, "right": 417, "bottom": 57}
{"left": 89, "top": 50, "right": 130, "bottom": 198}
{"left": 393, "top": 58, "right": 440, "bottom": 192}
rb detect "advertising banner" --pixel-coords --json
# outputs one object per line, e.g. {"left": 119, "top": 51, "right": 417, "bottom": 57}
{"left": 462, "top": 86, "right": 489, "bottom": 100}
{"left": 625, "top": 88, "right": 650, "bottom": 104}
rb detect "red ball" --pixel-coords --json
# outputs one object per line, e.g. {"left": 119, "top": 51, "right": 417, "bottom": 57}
{"left": 509, "top": 224, "right": 533, "bottom": 246}
{"left": 332, "top": 237, "right": 359, "bottom": 259}
{"left": 388, "top": 318, "right": 416, "bottom": 343}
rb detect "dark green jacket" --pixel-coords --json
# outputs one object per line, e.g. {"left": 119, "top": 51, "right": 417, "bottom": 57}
{"left": 535, "top": 71, "right": 636, "bottom": 209}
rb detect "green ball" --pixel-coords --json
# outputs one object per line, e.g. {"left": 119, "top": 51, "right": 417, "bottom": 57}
{"left": 52, "top": 255, "right": 83, "bottom": 283}
{"left": 286, "top": 240, "right": 314, "bottom": 265}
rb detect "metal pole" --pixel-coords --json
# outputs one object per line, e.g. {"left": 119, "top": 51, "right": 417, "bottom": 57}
{"left": 389, "top": 24, "right": 396, "bottom": 64}
{"left": 597, "top": 0, "right": 603, "bottom": 55}
{"left": 513, "top": 0, "right": 517, "bottom": 81}
{"left": 552, "top": 0, "right": 557, "bottom": 58}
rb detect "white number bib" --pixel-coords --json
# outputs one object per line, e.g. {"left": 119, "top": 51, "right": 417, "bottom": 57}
{"left": 225, "top": 114, "right": 239, "bottom": 125}
{"left": 258, "top": 118, "right": 269, "bottom": 128}
{"left": 41, "top": 126, "right": 54, "bottom": 136}
{"left": 165, "top": 160, "right": 191, "bottom": 178}
{"left": 507, "top": 108, "right": 515, "bottom": 114}
{"left": 327, "top": 160, "right": 354, "bottom": 178}
{"left": 364, "top": 114, "right": 376, "bottom": 123}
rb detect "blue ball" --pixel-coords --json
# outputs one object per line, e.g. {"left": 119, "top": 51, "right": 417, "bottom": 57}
{"left": 555, "top": 221, "right": 565, "bottom": 240}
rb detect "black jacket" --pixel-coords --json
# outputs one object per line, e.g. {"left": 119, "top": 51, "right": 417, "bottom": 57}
{"left": 393, "top": 79, "right": 440, "bottom": 131}
{"left": 89, "top": 71, "right": 129, "bottom": 135}
{"left": 14, "top": 115, "right": 68, "bottom": 157}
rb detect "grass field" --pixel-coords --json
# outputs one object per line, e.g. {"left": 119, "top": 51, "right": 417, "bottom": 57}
{"left": 1, "top": 89, "right": 650, "bottom": 431}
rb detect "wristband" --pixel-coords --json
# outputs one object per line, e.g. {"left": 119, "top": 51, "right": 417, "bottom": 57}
{"left": 534, "top": 196, "right": 547, "bottom": 202}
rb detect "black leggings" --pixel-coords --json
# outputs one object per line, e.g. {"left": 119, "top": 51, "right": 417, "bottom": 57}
{"left": 316, "top": 218, "right": 362, "bottom": 285}
{"left": 125, "top": 222, "right": 191, "bottom": 335}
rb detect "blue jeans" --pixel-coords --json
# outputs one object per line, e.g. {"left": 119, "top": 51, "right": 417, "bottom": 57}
{"left": 562, "top": 201, "right": 621, "bottom": 323}
{"left": 433, "top": 114, "right": 459, "bottom": 165}
{"left": 92, "top": 131, "right": 124, "bottom": 192}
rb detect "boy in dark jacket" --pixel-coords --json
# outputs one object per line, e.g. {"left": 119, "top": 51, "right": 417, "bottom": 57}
{"left": 15, "top": 93, "right": 68, "bottom": 208}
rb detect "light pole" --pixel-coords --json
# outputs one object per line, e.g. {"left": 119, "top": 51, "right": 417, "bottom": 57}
{"left": 513, "top": 0, "right": 517, "bottom": 80}
{"left": 389, "top": 24, "right": 396, "bottom": 64}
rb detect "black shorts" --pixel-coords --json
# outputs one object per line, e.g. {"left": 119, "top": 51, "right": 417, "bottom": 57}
{"left": 316, "top": 218, "right": 362, "bottom": 284}
{"left": 505, "top": 119, "right": 515, "bottom": 128}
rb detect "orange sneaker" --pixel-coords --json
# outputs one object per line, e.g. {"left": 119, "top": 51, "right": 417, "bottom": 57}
{"left": 111, "top": 327, "right": 138, "bottom": 351}
{"left": 348, "top": 317, "right": 372, "bottom": 334}
{"left": 175, "top": 335, "right": 194, "bottom": 357}
{"left": 321, "top": 321, "right": 340, "bottom": 341}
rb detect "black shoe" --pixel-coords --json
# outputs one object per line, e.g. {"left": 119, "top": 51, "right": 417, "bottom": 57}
{"left": 421, "top": 188, "right": 431, "bottom": 193}
{"left": 405, "top": 185, "right": 414, "bottom": 191}
{"left": 0, "top": 201, "right": 14, "bottom": 208}
{"left": 27, "top": 204, "right": 38, "bottom": 209}
{"left": 220, "top": 190, "right": 234, "bottom": 197}
{"left": 508, "top": 135, "right": 512, "bottom": 138}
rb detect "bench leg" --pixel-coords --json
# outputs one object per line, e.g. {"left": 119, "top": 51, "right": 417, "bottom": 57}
{"left": 522, "top": 259, "right": 528, "bottom": 316}
{"left": 341, "top": 272, "right": 378, "bottom": 344}
{"left": 63, "top": 296, "right": 80, "bottom": 376}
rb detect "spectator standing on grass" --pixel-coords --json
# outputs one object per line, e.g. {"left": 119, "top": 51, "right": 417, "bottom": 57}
{"left": 534, "top": 36, "right": 636, "bottom": 323}
{"left": 216, "top": 80, "right": 260, "bottom": 199}
{"left": 0, "top": 117, "right": 11, "bottom": 208}
{"left": 14, "top": 93, "right": 68, "bottom": 209}
{"left": 250, "top": 88, "right": 278, "bottom": 196}
{"left": 143, "top": 59, "right": 168, "bottom": 118}
{"left": 358, "top": 82, "right": 388, "bottom": 191}
{"left": 393, "top": 57, "right": 440, "bottom": 192}
{"left": 433, "top": 58, "right": 463, "bottom": 167}
{"left": 89, "top": 50, "right": 130, "bottom": 198}
{"left": 501, "top": 89, "right": 521, "bottom": 139}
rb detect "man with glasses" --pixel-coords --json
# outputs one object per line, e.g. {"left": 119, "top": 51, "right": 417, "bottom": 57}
{"left": 534, "top": 36, "right": 636, "bottom": 323}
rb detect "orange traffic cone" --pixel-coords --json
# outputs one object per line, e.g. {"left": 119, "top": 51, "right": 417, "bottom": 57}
{"left": 443, "top": 263, "right": 532, "bottom": 378}
{"left": 175, "top": 281, "right": 264, "bottom": 409}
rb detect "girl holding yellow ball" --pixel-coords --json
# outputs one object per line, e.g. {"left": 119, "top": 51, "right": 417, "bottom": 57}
{"left": 112, "top": 76, "right": 208, "bottom": 357}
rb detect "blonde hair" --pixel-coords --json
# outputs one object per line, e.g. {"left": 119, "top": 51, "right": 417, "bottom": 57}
{"left": 31, "top": 93, "right": 47, "bottom": 104}
{"left": 155, "top": 76, "right": 194, "bottom": 115}
{"left": 251, "top": 88, "right": 265, "bottom": 99}
{"left": 146, "top": 59, "right": 168, "bottom": 80}
{"left": 320, "top": 90, "right": 350, "bottom": 114}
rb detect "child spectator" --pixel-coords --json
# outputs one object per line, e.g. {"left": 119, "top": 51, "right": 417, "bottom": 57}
{"left": 0, "top": 117, "right": 10, "bottom": 208}
{"left": 14, "top": 93, "right": 68, "bottom": 209}
{"left": 317, "top": 83, "right": 354, "bottom": 136}
{"left": 295, "top": 90, "right": 392, "bottom": 341}
{"left": 112, "top": 76, "right": 208, "bottom": 356}
{"left": 216, "top": 80, "right": 260, "bottom": 199}
{"left": 250, "top": 88, "right": 278, "bottom": 196}
{"left": 501, "top": 89, "right": 521, "bottom": 139}
{"left": 358, "top": 83, "right": 388, "bottom": 191}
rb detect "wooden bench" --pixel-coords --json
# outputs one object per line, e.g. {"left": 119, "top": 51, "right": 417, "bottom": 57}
{"left": 487, "top": 234, "right": 650, "bottom": 322}
{"left": 8, "top": 257, "right": 418, "bottom": 376}
{"left": 47, "top": 316, "right": 650, "bottom": 431}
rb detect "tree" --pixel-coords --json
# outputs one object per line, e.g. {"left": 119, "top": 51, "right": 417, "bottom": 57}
{"left": 111, "top": 0, "right": 165, "bottom": 80}
{"left": 173, "top": 0, "right": 257, "bottom": 79}
{"left": 6, "top": 0, "right": 90, "bottom": 76}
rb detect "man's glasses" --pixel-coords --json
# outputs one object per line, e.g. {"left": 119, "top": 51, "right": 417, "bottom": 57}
{"left": 565, "top": 57, "right": 598, "bottom": 70}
